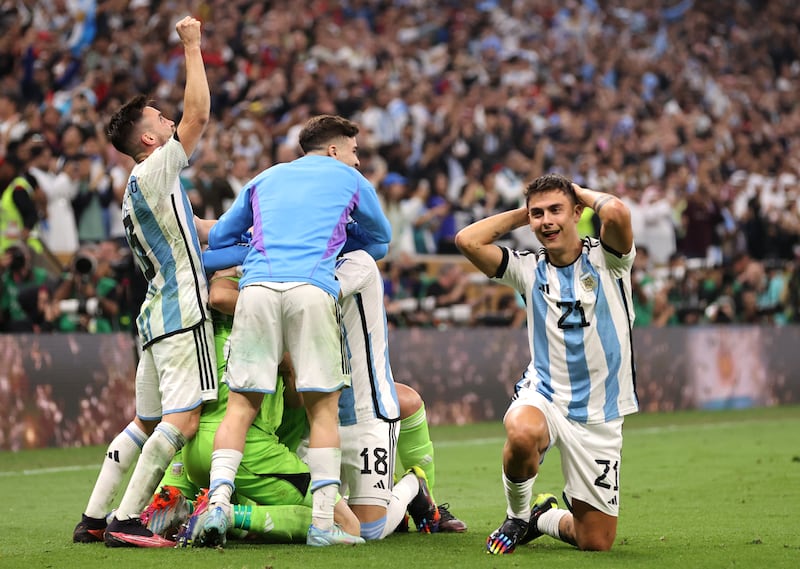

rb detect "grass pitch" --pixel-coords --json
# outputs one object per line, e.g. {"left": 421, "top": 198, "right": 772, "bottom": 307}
{"left": 1, "top": 406, "right": 798, "bottom": 569}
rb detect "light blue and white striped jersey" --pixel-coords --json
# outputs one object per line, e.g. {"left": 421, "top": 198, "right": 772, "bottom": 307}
{"left": 496, "top": 238, "right": 639, "bottom": 424}
{"left": 121, "top": 136, "right": 209, "bottom": 347}
{"left": 208, "top": 155, "right": 391, "bottom": 299}
{"left": 336, "top": 249, "right": 400, "bottom": 426}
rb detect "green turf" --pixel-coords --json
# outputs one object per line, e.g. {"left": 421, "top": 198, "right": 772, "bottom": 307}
{"left": 2, "top": 406, "right": 799, "bottom": 569}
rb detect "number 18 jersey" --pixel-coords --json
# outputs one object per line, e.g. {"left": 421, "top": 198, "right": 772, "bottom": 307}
{"left": 121, "top": 136, "right": 209, "bottom": 348}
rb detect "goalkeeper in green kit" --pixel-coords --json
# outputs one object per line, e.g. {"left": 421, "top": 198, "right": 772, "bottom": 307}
{"left": 144, "top": 264, "right": 359, "bottom": 545}
{"left": 144, "top": 235, "right": 466, "bottom": 544}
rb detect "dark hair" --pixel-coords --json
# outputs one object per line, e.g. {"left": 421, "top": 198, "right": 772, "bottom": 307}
{"left": 107, "top": 94, "right": 149, "bottom": 158}
{"left": 0, "top": 89, "right": 20, "bottom": 107}
{"left": 524, "top": 173, "right": 577, "bottom": 206}
{"left": 298, "top": 115, "right": 359, "bottom": 153}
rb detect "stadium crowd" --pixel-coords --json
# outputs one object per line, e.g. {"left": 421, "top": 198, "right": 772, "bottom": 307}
{"left": 2, "top": 0, "right": 800, "bottom": 332}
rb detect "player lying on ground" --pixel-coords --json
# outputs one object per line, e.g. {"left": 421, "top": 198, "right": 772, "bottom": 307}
{"left": 145, "top": 267, "right": 432, "bottom": 546}
{"left": 185, "top": 231, "right": 466, "bottom": 544}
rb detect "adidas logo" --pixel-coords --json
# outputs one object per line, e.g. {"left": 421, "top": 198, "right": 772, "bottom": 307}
{"left": 373, "top": 481, "right": 386, "bottom": 489}
{"left": 107, "top": 450, "right": 120, "bottom": 463}
{"left": 607, "top": 495, "right": 618, "bottom": 506}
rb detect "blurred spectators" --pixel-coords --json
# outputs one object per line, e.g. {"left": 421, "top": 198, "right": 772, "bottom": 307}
{"left": 379, "top": 172, "right": 426, "bottom": 259}
{"left": 28, "top": 131, "right": 80, "bottom": 257}
{"left": 0, "top": 0, "right": 799, "bottom": 329}
{"left": 191, "top": 143, "right": 236, "bottom": 218}
{"left": 382, "top": 253, "right": 430, "bottom": 328}
{"left": 70, "top": 152, "right": 110, "bottom": 245}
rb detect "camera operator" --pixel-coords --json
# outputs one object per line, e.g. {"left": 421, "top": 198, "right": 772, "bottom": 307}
{"left": 0, "top": 242, "right": 58, "bottom": 332}
{"left": 93, "top": 239, "right": 144, "bottom": 334}
{"left": 52, "top": 248, "right": 120, "bottom": 333}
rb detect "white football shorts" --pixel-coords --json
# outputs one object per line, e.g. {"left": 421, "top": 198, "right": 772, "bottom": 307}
{"left": 224, "top": 283, "right": 350, "bottom": 393}
{"left": 340, "top": 418, "right": 399, "bottom": 507}
{"left": 135, "top": 319, "right": 217, "bottom": 419}
{"left": 507, "top": 388, "right": 623, "bottom": 516}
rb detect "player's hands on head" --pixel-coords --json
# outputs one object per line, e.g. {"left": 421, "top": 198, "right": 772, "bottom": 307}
{"left": 175, "top": 16, "right": 202, "bottom": 48}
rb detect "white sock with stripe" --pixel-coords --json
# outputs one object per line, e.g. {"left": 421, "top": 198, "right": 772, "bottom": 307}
{"left": 114, "top": 422, "right": 185, "bottom": 521}
{"left": 305, "top": 447, "right": 341, "bottom": 530}
{"left": 208, "top": 448, "right": 242, "bottom": 506}
{"left": 381, "top": 472, "right": 419, "bottom": 538}
{"left": 503, "top": 470, "right": 535, "bottom": 521}
{"left": 85, "top": 421, "right": 148, "bottom": 519}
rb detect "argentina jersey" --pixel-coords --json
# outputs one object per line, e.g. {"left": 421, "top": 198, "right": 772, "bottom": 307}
{"left": 121, "top": 136, "right": 209, "bottom": 347}
{"left": 336, "top": 250, "right": 400, "bottom": 427}
{"left": 496, "top": 238, "right": 639, "bottom": 424}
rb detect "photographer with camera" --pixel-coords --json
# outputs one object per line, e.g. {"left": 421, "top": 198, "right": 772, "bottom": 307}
{"left": 52, "top": 247, "right": 120, "bottom": 333}
{"left": 0, "top": 241, "right": 57, "bottom": 332}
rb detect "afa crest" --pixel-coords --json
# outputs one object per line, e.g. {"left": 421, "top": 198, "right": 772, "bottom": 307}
{"left": 580, "top": 273, "right": 596, "bottom": 292}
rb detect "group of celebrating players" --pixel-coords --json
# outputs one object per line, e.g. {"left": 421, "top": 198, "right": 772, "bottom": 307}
{"left": 71, "top": 15, "right": 465, "bottom": 549}
{"left": 72, "top": 14, "right": 639, "bottom": 555}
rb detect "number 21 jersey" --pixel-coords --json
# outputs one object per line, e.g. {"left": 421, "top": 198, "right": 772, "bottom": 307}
{"left": 496, "top": 238, "right": 639, "bottom": 424}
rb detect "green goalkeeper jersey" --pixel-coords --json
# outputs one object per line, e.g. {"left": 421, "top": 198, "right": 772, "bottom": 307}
{"left": 200, "top": 310, "right": 306, "bottom": 444}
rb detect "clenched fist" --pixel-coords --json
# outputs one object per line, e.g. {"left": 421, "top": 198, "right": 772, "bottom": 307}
{"left": 175, "top": 16, "right": 202, "bottom": 48}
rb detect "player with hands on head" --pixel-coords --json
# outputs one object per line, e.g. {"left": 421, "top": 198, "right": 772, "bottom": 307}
{"left": 455, "top": 174, "right": 637, "bottom": 553}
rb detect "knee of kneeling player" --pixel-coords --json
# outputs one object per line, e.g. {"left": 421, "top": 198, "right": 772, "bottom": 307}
{"left": 396, "top": 383, "right": 423, "bottom": 419}
{"left": 577, "top": 529, "right": 616, "bottom": 551}
{"left": 505, "top": 420, "right": 546, "bottom": 453}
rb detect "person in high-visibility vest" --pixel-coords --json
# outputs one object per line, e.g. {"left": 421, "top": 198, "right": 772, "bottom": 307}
{"left": 1, "top": 133, "right": 47, "bottom": 254}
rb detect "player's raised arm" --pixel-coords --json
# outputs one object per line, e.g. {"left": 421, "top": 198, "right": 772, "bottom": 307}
{"left": 455, "top": 206, "right": 529, "bottom": 278}
{"left": 174, "top": 16, "right": 210, "bottom": 158}
{"left": 572, "top": 183, "right": 633, "bottom": 255}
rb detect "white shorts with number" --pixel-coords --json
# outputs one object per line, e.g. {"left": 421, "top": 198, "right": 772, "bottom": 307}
{"left": 340, "top": 419, "right": 399, "bottom": 507}
{"left": 136, "top": 319, "right": 217, "bottom": 419}
{"left": 224, "top": 283, "right": 350, "bottom": 393}
{"left": 507, "top": 388, "right": 623, "bottom": 516}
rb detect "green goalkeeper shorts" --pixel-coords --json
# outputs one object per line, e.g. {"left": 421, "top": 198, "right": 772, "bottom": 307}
{"left": 183, "top": 425, "right": 312, "bottom": 507}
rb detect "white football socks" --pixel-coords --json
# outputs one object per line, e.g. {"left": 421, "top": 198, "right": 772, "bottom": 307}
{"left": 305, "top": 447, "right": 341, "bottom": 530}
{"left": 114, "top": 422, "right": 185, "bottom": 521}
{"left": 208, "top": 448, "right": 243, "bottom": 505}
{"left": 381, "top": 471, "right": 419, "bottom": 538}
{"left": 84, "top": 421, "right": 147, "bottom": 519}
{"left": 503, "top": 470, "right": 536, "bottom": 521}
{"left": 537, "top": 508, "right": 568, "bottom": 539}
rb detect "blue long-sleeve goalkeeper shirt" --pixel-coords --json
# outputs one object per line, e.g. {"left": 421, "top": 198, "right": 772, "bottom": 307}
{"left": 208, "top": 155, "right": 391, "bottom": 298}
